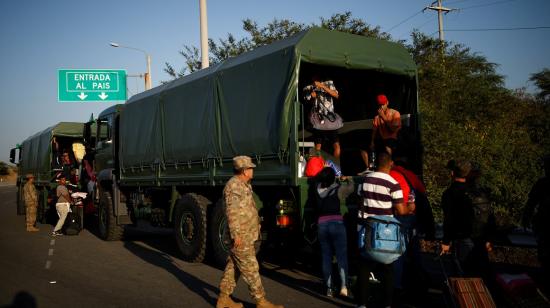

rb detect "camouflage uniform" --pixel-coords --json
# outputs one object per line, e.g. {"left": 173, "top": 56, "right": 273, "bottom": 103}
{"left": 23, "top": 180, "right": 38, "bottom": 229}
{"left": 219, "top": 175, "right": 265, "bottom": 301}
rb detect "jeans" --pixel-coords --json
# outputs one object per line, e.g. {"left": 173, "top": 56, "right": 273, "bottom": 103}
{"left": 318, "top": 220, "right": 348, "bottom": 289}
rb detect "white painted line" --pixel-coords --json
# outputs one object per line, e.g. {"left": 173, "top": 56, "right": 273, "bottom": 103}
{"left": 48, "top": 249, "right": 54, "bottom": 256}
{"left": 45, "top": 260, "right": 51, "bottom": 269}
{"left": 49, "top": 280, "right": 56, "bottom": 284}
{"left": 50, "top": 239, "right": 55, "bottom": 246}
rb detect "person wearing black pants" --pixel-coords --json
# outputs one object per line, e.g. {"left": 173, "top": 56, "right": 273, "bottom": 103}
{"left": 356, "top": 259, "right": 394, "bottom": 307}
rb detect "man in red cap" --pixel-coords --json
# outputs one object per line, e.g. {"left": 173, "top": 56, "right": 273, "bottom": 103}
{"left": 360, "top": 94, "right": 401, "bottom": 173}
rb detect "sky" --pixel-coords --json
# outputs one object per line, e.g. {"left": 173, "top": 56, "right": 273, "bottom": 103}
{"left": 1, "top": 0, "right": 549, "bottom": 163}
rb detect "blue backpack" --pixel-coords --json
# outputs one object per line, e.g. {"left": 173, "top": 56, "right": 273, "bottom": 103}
{"left": 358, "top": 215, "right": 406, "bottom": 264}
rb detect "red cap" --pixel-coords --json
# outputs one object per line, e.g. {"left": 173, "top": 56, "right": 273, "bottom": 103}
{"left": 377, "top": 94, "right": 388, "bottom": 105}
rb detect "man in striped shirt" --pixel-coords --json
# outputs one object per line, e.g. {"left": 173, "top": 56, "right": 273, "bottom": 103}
{"left": 355, "top": 151, "right": 415, "bottom": 308}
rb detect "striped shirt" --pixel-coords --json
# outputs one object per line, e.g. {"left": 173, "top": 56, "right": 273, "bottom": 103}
{"left": 357, "top": 171, "right": 404, "bottom": 218}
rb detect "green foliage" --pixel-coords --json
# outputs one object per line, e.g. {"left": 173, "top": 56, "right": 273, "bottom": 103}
{"left": 408, "top": 32, "right": 548, "bottom": 224}
{"left": 530, "top": 68, "right": 550, "bottom": 102}
{"left": 163, "top": 12, "right": 389, "bottom": 79}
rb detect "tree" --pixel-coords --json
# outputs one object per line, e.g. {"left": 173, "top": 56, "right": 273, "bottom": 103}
{"left": 530, "top": 68, "right": 550, "bottom": 103}
{"left": 407, "top": 32, "right": 547, "bottom": 223}
{"left": 164, "top": 12, "right": 389, "bottom": 79}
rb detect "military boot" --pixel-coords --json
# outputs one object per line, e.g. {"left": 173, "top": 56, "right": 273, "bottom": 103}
{"left": 216, "top": 293, "right": 243, "bottom": 308}
{"left": 27, "top": 226, "right": 39, "bottom": 232}
{"left": 256, "top": 298, "right": 284, "bottom": 308}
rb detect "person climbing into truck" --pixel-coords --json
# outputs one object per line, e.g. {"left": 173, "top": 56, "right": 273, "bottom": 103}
{"left": 359, "top": 94, "right": 401, "bottom": 174}
{"left": 303, "top": 75, "right": 342, "bottom": 161}
{"left": 314, "top": 167, "right": 354, "bottom": 298}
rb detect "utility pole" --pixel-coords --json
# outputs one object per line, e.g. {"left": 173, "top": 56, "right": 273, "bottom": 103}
{"left": 424, "top": 0, "right": 456, "bottom": 41}
{"left": 199, "top": 0, "right": 209, "bottom": 69}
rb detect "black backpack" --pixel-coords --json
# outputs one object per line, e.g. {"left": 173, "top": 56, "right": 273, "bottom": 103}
{"left": 465, "top": 186, "right": 492, "bottom": 239}
{"left": 63, "top": 212, "right": 82, "bottom": 235}
{"left": 398, "top": 171, "right": 436, "bottom": 239}
{"left": 414, "top": 191, "right": 436, "bottom": 239}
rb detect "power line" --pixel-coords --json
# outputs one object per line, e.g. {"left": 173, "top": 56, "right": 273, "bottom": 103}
{"left": 397, "top": 16, "right": 437, "bottom": 40}
{"left": 387, "top": 10, "right": 424, "bottom": 32}
{"left": 458, "top": 0, "right": 519, "bottom": 10}
{"left": 445, "top": 0, "right": 476, "bottom": 5}
{"left": 446, "top": 26, "right": 550, "bottom": 32}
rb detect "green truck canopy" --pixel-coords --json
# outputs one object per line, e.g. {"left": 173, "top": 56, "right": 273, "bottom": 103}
{"left": 120, "top": 27, "right": 416, "bottom": 169}
{"left": 20, "top": 122, "right": 84, "bottom": 176}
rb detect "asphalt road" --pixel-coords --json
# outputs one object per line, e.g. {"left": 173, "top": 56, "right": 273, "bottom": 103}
{"left": 0, "top": 185, "right": 353, "bottom": 308}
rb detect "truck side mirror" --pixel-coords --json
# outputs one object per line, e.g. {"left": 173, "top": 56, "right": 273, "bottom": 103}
{"left": 84, "top": 122, "right": 92, "bottom": 144}
{"left": 9, "top": 148, "right": 16, "bottom": 164}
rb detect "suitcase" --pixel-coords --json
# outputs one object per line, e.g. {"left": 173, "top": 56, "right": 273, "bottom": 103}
{"left": 448, "top": 277, "right": 496, "bottom": 308}
{"left": 438, "top": 255, "right": 496, "bottom": 308}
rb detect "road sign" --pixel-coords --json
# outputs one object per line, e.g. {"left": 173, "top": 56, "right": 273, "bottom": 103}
{"left": 58, "top": 69, "right": 127, "bottom": 102}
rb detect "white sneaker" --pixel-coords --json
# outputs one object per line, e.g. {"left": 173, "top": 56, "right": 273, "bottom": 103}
{"left": 340, "top": 286, "right": 348, "bottom": 297}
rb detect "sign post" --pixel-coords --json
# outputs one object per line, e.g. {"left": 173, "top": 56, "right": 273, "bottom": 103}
{"left": 58, "top": 69, "right": 127, "bottom": 102}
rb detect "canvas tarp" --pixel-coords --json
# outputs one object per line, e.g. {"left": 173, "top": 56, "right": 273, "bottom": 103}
{"left": 20, "top": 122, "right": 84, "bottom": 175}
{"left": 119, "top": 27, "right": 416, "bottom": 169}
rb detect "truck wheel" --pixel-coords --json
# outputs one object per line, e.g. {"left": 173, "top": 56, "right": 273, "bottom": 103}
{"left": 209, "top": 199, "right": 262, "bottom": 268}
{"left": 174, "top": 194, "right": 209, "bottom": 263}
{"left": 98, "top": 190, "right": 123, "bottom": 240}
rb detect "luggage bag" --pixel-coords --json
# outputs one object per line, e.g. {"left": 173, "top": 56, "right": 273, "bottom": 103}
{"left": 439, "top": 255, "right": 496, "bottom": 308}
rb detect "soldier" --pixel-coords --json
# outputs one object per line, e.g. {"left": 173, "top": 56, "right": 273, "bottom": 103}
{"left": 217, "top": 156, "right": 284, "bottom": 308}
{"left": 23, "top": 174, "right": 39, "bottom": 232}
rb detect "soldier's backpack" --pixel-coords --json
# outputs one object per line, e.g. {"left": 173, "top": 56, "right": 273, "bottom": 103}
{"left": 466, "top": 186, "right": 492, "bottom": 239}
{"left": 63, "top": 212, "right": 82, "bottom": 235}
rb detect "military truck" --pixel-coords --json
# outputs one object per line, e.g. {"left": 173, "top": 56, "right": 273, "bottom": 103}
{"left": 85, "top": 27, "right": 422, "bottom": 266}
{"left": 10, "top": 122, "right": 89, "bottom": 223}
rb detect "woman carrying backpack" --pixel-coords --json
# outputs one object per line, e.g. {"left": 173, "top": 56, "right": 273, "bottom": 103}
{"left": 315, "top": 167, "right": 354, "bottom": 297}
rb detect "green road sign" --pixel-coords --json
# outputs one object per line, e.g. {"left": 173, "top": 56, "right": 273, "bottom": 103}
{"left": 58, "top": 69, "right": 127, "bottom": 102}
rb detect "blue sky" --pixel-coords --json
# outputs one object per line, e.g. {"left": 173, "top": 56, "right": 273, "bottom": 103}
{"left": 1, "top": 0, "right": 549, "bottom": 163}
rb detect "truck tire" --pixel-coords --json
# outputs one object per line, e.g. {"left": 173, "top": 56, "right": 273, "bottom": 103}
{"left": 98, "top": 190, "right": 124, "bottom": 241}
{"left": 174, "top": 194, "right": 209, "bottom": 263}
{"left": 209, "top": 199, "right": 262, "bottom": 268}
{"left": 209, "top": 200, "right": 231, "bottom": 267}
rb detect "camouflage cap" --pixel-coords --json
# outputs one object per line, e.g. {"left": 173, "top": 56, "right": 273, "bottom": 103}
{"left": 233, "top": 155, "right": 256, "bottom": 170}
